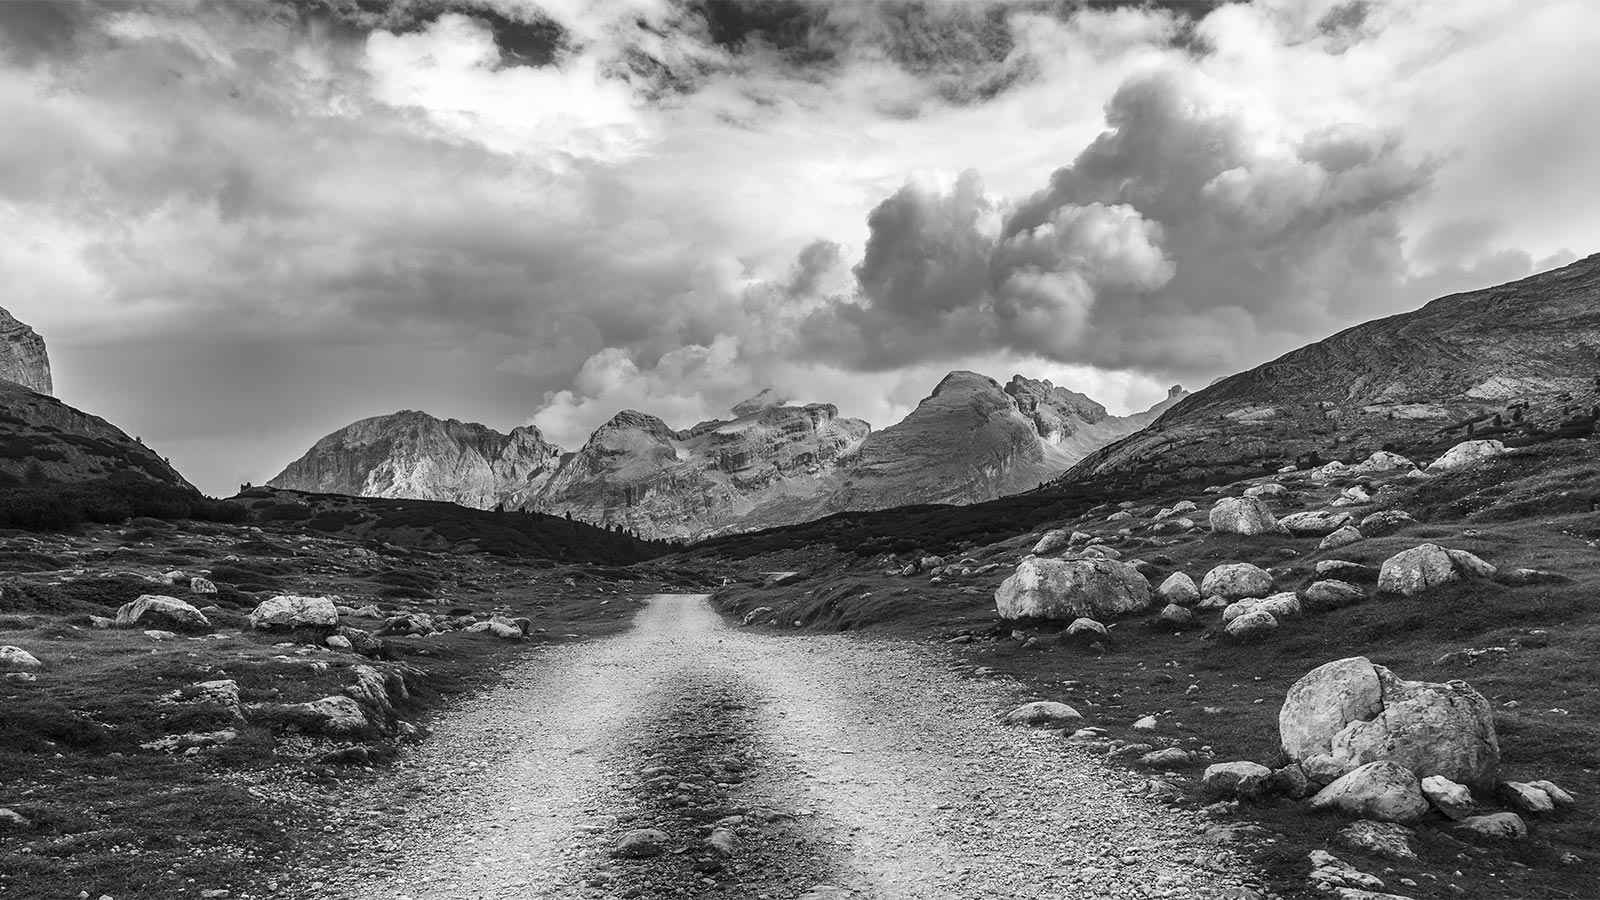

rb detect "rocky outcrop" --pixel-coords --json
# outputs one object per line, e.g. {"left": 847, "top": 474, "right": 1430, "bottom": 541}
{"left": 1071, "top": 254, "right": 1600, "bottom": 482}
{"left": 0, "top": 306, "right": 50, "bottom": 396}
{"left": 268, "top": 411, "right": 563, "bottom": 510}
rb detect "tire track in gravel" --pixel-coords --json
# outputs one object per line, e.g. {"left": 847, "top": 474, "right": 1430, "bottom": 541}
{"left": 332, "top": 595, "right": 1268, "bottom": 900}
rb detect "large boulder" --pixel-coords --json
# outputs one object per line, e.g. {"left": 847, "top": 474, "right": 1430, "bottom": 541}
{"left": 1223, "top": 608, "right": 1279, "bottom": 641}
{"left": 1377, "top": 544, "right": 1495, "bottom": 596}
{"left": 994, "top": 557, "right": 1152, "bottom": 621}
{"left": 1200, "top": 563, "right": 1274, "bottom": 600}
{"left": 115, "top": 595, "right": 211, "bottom": 633}
{"left": 249, "top": 595, "right": 340, "bottom": 631}
{"left": 1279, "top": 510, "right": 1354, "bottom": 537}
{"left": 0, "top": 646, "right": 43, "bottom": 672}
{"left": 1280, "top": 657, "right": 1498, "bottom": 789}
{"left": 1427, "top": 440, "right": 1506, "bottom": 472}
{"left": 1309, "top": 760, "right": 1430, "bottom": 824}
{"left": 1158, "top": 572, "right": 1200, "bottom": 606}
{"left": 1209, "top": 497, "right": 1289, "bottom": 535}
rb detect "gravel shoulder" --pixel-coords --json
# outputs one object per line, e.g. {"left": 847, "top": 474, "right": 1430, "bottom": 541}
{"left": 331, "top": 595, "right": 1264, "bottom": 899}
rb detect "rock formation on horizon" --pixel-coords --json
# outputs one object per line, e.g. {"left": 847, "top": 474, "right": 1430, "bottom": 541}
{"left": 267, "top": 378, "right": 1182, "bottom": 540}
{"left": 1071, "top": 253, "right": 1600, "bottom": 482}
{"left": 0, "top": 305, "right": 53, "bottom": 396}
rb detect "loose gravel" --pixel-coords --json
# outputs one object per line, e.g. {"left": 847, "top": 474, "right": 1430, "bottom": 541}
{"left": 325, "top": 595, "right": 1266, "bottom": 899}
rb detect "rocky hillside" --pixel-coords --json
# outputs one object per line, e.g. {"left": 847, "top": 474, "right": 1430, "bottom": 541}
{"left": 0, "top": 381, "right": 190, "bottom": 489}
{"left": 0, "top": 305, "right": 52, "bottom": 396}
{"left": 1070, "top": 253, "right": 1600, "bottom": 484}
{"left": 267, "top": 411, "right": 563, "bottom": 510}
{"left": 268, "top": 377, "right": 1183, "bottom": 540}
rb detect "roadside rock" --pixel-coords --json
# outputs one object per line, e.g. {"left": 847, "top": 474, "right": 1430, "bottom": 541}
{"left": 250, "top": 595, "right": 340, "bottom": 631}
{"left": 1377, "top": 544, "right": 1494, "bottom": 596}
{"left": 115, "top": 595, "right": 212, "bottom": 633}
{"left": 1209, "top": 497, "right": 1290, "bottom": 535}
{"left": 1201, "top": 563, "right": 1274, "bottom": 600}
{"left": 1310, "top": 761, "right": 1429, "bottom": 824}
{"left": 1421, "top": 775, "right": 1475, "bottom": 820}
{"left": 1280, "top": 656, "right": 1498, "bottom": 789}
{"left": 994, "top": 557, "right": 1152, "bottom": 621}
{"left": 1203, "top": 761, "right": 1273, "bottom": 799}
{"left": 1004, "top": 701, "right": 1083, "bottom": 727}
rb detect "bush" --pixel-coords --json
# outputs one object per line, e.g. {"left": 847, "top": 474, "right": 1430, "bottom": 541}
{"left": 0, "top": 476, "right": 247, "bottom": 532}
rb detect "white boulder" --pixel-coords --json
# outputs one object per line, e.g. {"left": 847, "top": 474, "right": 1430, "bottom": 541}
{"left": 249, "top": 595, "right": 340, "bottom": 630}
{"left": 1427, "top": 440, "right": 1507, "bottom": 472}
{"left": 115, "top": 595, "right": 211, "bottom": 633}
{"left": 1309, "top": 760, "right": 1430, "bottom": 824}
{"left": 1279, "top": 510, "right": 1354, "bottom": 536}
{"left": 1158, "top": 572, "right": 1200, "bottom": 606}
{"left": 1200, "top": 563, "right": 1274, "bottom": 600}
{"left": 1209, "top": 497, "right": 1289, "bottom": 535}
{"left": 995, "top": 557, "right": 1151, "bottom": 621}
{"left": 0, "top": 646, "right": 43, "bottom": 672}
{"left": 1377, "top": 544, "right": 1495, "bottom": 596}
{"left": 1003, "top": 701, "right": 1083, "bottom": 727}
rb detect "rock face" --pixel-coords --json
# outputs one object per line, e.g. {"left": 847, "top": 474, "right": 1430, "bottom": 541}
{"left": 0, "top": 306, "right": 51, "bottom": 396}
{"left": 1280, "top": 657, "right": 1499, "bottom": 789}
{"left": 270, "top": 375, "right": 1186, "bottom": 540}
{"left": 994, "top": 557, "right": 1152, "bottom": 621}
{"left": 1070, "top": 254, "right": 1600, "bottom": 482}
{"left": 269, "top": 411, "right": 564, "bottom": 510}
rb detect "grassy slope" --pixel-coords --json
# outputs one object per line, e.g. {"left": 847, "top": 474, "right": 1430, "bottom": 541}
{"left": 696, "top": 439, "right": 1600, "bottom": 900}
{"left": 0, "top": 514, "right": 714, "bottom": 900}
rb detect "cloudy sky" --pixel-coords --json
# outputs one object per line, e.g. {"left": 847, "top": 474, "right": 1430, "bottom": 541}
{"left": 2, "top": 0, "right": 1596, "bottom": 495}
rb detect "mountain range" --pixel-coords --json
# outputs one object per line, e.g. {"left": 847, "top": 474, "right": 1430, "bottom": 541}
{"left": 266, "top": 373, "right": 1187, "bottom": 540}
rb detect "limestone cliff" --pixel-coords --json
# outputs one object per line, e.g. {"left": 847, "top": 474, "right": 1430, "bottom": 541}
{"left": 0, "top": 306, "right": 52, "bottom": 396}
{"left": 267, "top": 411, "right": 563, "bottom": 509}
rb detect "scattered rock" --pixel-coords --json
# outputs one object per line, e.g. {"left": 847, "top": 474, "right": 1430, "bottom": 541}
{"left": 1139, "top": 748, "right": 1192, "bottom": 769}
{"left": 1256, "top": 592, "right": 1302, "bottom": 619}
{"left": 1427, "top": 440, "right": 1507, "bottom": 472}
{"left": 1065, "top": 617, "right": 1108, "bottom": 640}
{"left": 741, "top": 607, "right": 775, "bottom": 626}
{"left": 1201, "top": 563, "right": 1274, "bottom": 600}
{"left": 249, "top": 595, "right": 340, "bottom": 631}
{"left": 1304, "top": 580, "right": 1366, "bottom": 609}
{"left": 115, "top": 595, "right": 212, "bottom": 633}
{"left": 994, "top": 557, "right": 1152, "bottom": 621}
{"left": 1310, "top": 761, "right": 1430, "bottom": 824}
{"left": 0, "top": 646, "right": 43, "bottom": 672}
{"left": 1279, "top": 656, "right": 1498, "bottom": 789}
{"left": 615, "top": 828, "right": 669, "bottom": 858}
{"left": 1308, "top": 849, "right": 1388, "bottom": 892}
{"left": 190, "top": 577, "right": 218, "bottom": 595}
{"left": 1203, "top": 761, "right": 1273, "bottom": 799}
{"left": 1377, "top": 543, "right": 1494, "bottom": 596}
{"left": 1158, "top": 572, "right": 1201, "bottom": 605}
{"left": 325, "top": 634, "right": 353, "bottom": 651}
{"left": 1158, "top": 603, "right": 1195, "bottom": 628}
{"left": 1358, "top": 510, "right": 1415, "bottom": 536}
{"left": 1279, "top": 510, "right": 1354, "bottom": 536}
{"left": 1498, "top": 781, "right": 1555, "bottom": 814}
{"left": 1316, "top": 560, "right": 1378, "bottom": 583}
{"left": 1499, "top": 567, "right": 1570, "bottom": 586}
{"left": 1319, "top": 526, "right": 1365, "bottom": 550}
{"left": 1337, "top": 820, "right": 1417, "bottom": 859}
{"left": 1456, "top": 812, "right": 1526, "bottom": 840}
{"left": 1032, "top": 530, "right": 1070, "bottom": 555}
{"left": 1209, "top": 497, "right": 1290, "bottom": 536}
{"left": 1527, "top": 779, "right": 1575, "bottom": 808}
{"left": 1243, "top": 483, "right": 1287, "bottom": 499}
{"left": 1421, "top": 775, "right": 1475, "bottom": 820}
{"left": 1132, "top": 715, "right": 1157, "bottom": 730}
{"left": 1270, "top": 764, "right": 1314, "bottom": 799}
{"left": 1003, "top": 701, "right": 1082, "bottom": 727}
{"left": 1350, "top": 451, "right": 1416, "bottom": 475}
{"left": 1224, "top": 609, "right": 1279, "bottom": 641}
{"left": 0, "top": 808, "right": 31, "bottom": 830}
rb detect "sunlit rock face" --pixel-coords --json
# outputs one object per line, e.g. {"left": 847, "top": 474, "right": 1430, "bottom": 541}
{"left": 0, "top": 306, "right": 52, "bottom": 396}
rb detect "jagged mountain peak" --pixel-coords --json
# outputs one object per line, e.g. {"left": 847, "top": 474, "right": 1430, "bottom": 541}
{"left": 731, "top": 389, "right": 790, "bottom": 418}
{"left": 0, "top": 305, "right": 53, "bottom": 396}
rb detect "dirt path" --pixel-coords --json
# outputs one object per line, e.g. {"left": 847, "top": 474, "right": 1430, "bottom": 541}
{"left": 329, "top": 595, "right": 1263, "bottom": 899}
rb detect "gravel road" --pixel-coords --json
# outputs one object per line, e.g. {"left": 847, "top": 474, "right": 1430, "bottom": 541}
{"left": 331, "top": 595, "right": 1264, "bottom": 900}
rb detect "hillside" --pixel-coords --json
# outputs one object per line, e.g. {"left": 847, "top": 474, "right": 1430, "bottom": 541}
{"left": 1070, "top": 254, "right": 1600, "bottom": 485}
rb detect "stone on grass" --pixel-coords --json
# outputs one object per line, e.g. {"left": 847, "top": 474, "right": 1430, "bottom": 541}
{"left": 1427, "top": 440, "right": 1506, "bottom": 472}
{"left": 1003, "top": 701, "right": 1082, "bottom": 727}
{"left": 1032, "top": 530, "right": 1070, "bottom": 555}
{"left": 1279, "top": 656, "right": 1498, "bottom": 789}
{"left": 1201, "top": 563, "right": 1274, "bottom": 600}
{"left": 1377, "top": 544, "right": 1495, "bottom": 596}
{"left": 1421, "top": 775, "right": 1475, "bottom": 820}
{"left": 1319, "top": 526, "right": 1365, "bottom": 550}
{"left": 1456, "top": 812, "right": 1526, "bottom": 840}
{"left": 1209, "top": 497, "right": 1289, "bottom": 535}
{"left": 1350, "top": 451, "right": 1416, "bottom": 475}
{"left": 1257, "top": 592, "right": 1301, "bottom": 619}
{"left": 190, "top": 577, "right": 218, "bottom": 595}
{"left": 1243, "top": 483, "right": 1286, "bottom": 499}
{"left": 1139, "top": 748, "right": 1191, "bottom": 769}
{"left": 1279, "top": 510, "right": 1354, "bottom": 536}
{"left": 1158, "top": 604, "right": 1195, "bottom": 628}
{"left": 266, "top": 695, "right": 369, "bottom": 736}
{"left": 1224, "top": 608, "right": 1278, "bottom": 641}
{"left": 1317, "top": 561, "right": 1377, "bottom": 583}
{"left": 0, "top": 808, "right": 32, "bottom": 830}
{"left": 1308, "top": 850, "right": 1387, "bottom": 892}
{"left": 1309, "top": 761, "right": 1429, "bottom": 824}
{"left": 0, "top": 646, "right": 43, "bottom": 672}
{"left": 1305, "top": 580, "right": 1366, "bottom": 609}
{"left": 1528, "top": 780, "right": 1575, "bottom": 807}
{"left": 1203, "top": 761, "right": 1273, "bottom": 799}
{"left": 325, "top": 634, "right": 353, "bottom": 652}
{"left": 250, "top": 595, "right": 340, "bottom": 631}
{"left": 1065, "top": 617, "right": 1107, "bottom": 639}
{"left": 1337, "top": 820, "right": 1417, "bottom": 859}
{"left": 1499, "top": 782, "right": 1555, "bottom": 814}
{"left": 994, "top": 557, "right": 1151, "bottom": 621}
{"left": 1358, "top": 510, "right": 1415, "bottom": 536}
{"left": 1158, "top": 572, "right": 1200, "bottom": 605}
{"left": 116, "top": 595, "right": 211, "bottom": 633}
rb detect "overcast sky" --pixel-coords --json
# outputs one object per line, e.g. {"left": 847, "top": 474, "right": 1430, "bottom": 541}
{"left": 3, "top": 0, "right": 1596, "bottom": 495}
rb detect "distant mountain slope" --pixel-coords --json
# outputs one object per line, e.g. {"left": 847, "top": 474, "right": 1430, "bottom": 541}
{"left": 267, "top": 411, "right": 563, "bottom": 509}
{"left": 0, "top": 305, "right": 51, "bottom": 396}
{"left": 0, "top": 382, "right": 190, "bottom": 490}
{"left": 1070, "top": 253, "right": 1600, "bottom": 483}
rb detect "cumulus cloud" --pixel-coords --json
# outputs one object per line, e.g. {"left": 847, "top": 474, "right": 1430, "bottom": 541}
{"left": 0, "top": 0, "right": 1596, "bottom": 494}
